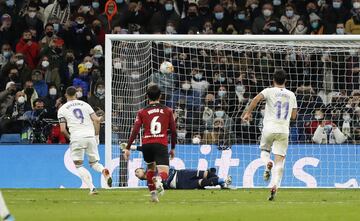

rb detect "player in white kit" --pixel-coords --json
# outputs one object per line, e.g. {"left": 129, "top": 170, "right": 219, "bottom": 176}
{"left": 243, "top": 70, "right": 297, "bottom": 201}
{"left": 58, "top": 86, "right": 112, "bottom": 195}
{"left": 0, "top": 191, "right": 14, "bottom": 221}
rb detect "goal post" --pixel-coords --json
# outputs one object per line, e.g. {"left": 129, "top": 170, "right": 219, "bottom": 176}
{"left": 105, "top": 35, "right": 360, "bottom": 188}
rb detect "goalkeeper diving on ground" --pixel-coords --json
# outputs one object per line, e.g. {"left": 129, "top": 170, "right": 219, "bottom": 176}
{"left": 135, "top": 167, "right": 232, "bottom": 189}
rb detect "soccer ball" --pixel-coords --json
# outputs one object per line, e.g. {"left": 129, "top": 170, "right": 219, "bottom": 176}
{"left": 160, "top": 61, "right": 174, "bottom": 74}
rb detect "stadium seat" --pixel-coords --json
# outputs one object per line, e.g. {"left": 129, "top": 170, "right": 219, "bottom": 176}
{"left": 0, "top": 134, "right": 21, "bottom": 143}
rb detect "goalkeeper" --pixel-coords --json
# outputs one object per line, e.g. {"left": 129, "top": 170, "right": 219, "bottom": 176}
{"left": 135, "top": 167, "right": 232, "bottom": 189}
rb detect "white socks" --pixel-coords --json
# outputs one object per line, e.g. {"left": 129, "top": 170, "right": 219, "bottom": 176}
{"left": 0, "top": 191, "right": 10, "bottom": 219}
{"left": 91, "top": 162, "right": 105, "bottom": 173}
{"left": 77, "top": 166, "right": 95, "bottom": 189}
{"left": 260, "top": 151, "right": 271, "bottom": 171}
{"left": 272, "top": 161, "right": 284, "bottom": 188}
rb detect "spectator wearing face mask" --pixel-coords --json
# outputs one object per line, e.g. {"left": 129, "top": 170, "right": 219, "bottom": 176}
{"left": 190, "top": 68, "right": 209, "bottom": 95}
{"left": 88, "top": 81, "right": 105, "bottom": 115}
{"left": 18, "top": 2, "right": 44, "bottom": 37}
{"left": 37, "top": 56, "right": 61, "bottom": 89}
{"left": 280, "top": 3, "right": 300, "bottom": 34}
{"left": 309, "top": 12, "right": 324, "bottom": 34}
{"left": 63, "top": 15, "right": 96, "bottom": 58}
{"left": 3, "top": 53, "right": 33, "bottom": 87}
{"left": 335, "top": 23, "right": 345, "bottom": 34}
{"left": 345, "top": 0, "right": 360, "bottom": 34}
{"left": 0, "top": 81, "right": 17, "bottom": 118}
{"left": 233, "top": 8, "right": 251, "bottom": 34}
{"left": 22, "top": 80, "right": 38, "bottom": 110}
{"left": 0, "top": 43, "right": 13, "bottom": 68}
{"left": 44, "top": 0, "right": 71, "bottom": 26}
{"left": 22, "top": 98, "right": 46, "bottom": 122}
{"left": 213, "top": 104, "right": 234, "bottom": 133}
{"left": 178, "top": 3, "right": 204, "bottom": 34}
{"left": 98, "top": 0, "right": 123, "bottom": 33}
{"left": 293, "top": 19, "right": 308, "bottom": 34}
{"left": 0, "top": 14, "right": 17, "bottom": 48}
{"left": 43, "top": 84, "right": 59, "bottom": 119}
{"left": 149, "top": 0, "right": 180, "bottom": 33}
{"left": 245, "top": 0, "right": 261, "bottom": 23}
{"left": 31, "top": 70, "right": 48, "bottom": 98}
{"left": 16, "top": 30, "right": 40, "bottom": 69}
{"left": 59, "top": 50, "right": 78, "bottom": 87}
{"left": 74, "top": 85, "right": 87, "bottom": 102}
{"left": 252, "top": 3, "right": 277, "bottom": 34}
{"left": 5, "top": 91, "right": 27, "bottom": 120}
{"left": 313, "top": 121, "right": 347, "bottom": 144}
{"left": 39, "top": 23, "right": 57, "bottom": 49}
{"left": 306, "top": 108, "right": 325, "bottom": 135}
{"left": 73, "top": 63, "right": 91, "bottom": 97}
{"left": 167, "top": 80, "right": 202, "bottom": 111}
{"left": 91, "top": 20, "right": 105, "bottom": 47}
{"left": 76, "top": 3, "right": 97, "bottom": 24}
{"left": 211, "top": 4, "right": 232, "bottom": 34}
{"left": 322, "top": 0, "right": 350, "bottom": 34}
{"left": 0, "top": 68, "right": 20, "bottom": 91}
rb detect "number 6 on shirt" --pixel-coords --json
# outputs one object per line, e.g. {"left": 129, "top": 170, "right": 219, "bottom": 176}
{"left": 150, "top": 116, "right": 161, "bottom": 135}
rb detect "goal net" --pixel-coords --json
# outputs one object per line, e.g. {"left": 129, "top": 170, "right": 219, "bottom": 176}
{"left": 105, "top": 35, "right": 360, "bottom": 188}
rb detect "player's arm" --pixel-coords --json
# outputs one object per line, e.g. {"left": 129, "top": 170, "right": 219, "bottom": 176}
{"left": 59, "top": 119, "right": 70, "bottom": 140}
{"left": 291, "top": 108, "right": 297, "bottom": 120}
{"left": 124, "top": 112, "right": 142, "bottom": 161}
{"left": 90, "top": 113, "right": 101, "bottom": 136}
{"left": 169, "top": 109, "right": 177, "bottom": 159}
{"left": 242, "top": 93, "right": 264, "bottom": 121}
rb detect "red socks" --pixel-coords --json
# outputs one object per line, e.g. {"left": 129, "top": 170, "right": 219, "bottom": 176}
{"left": 158, "top": 171, "right": 168, "bottom": 181}
{"left": 146, "top": 170, "right": 156, "bottom": 191}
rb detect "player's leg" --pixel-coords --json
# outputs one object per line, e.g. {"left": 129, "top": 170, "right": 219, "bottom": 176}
{"left": 142, "top": 144, "right": 158, "bottom": 202}
{"left": 268, "top": 134, "right": 288, "bottom": 201}
{"left": 0, "top": 191, "right": 14, "bottom": 221}
{"left": 259, "top": 132, "right": 275, "bottom": 181}
{"left": 153, "top": 144, "right": 170, "bottom": 196}
{"left": 86, "top": 138, "right": 112, "bottom": 187}
{"left": 71, "top": 141, "right": 96, "bottom": 194}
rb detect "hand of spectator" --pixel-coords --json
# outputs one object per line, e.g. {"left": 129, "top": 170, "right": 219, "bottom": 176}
{"left": 263, "top": 23, "right": 271, "bottom": 31}
{"left": 242, "top": 112, "right": 252, "bottom": 122}
{"left": 86, "top": 35, "right": 91, "bottom": 41}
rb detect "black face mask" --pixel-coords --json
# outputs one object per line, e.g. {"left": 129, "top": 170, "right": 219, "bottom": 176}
{"left": 66, "top": 56, "right": 74, "bottom": 62}
{"left": 24, "top": 38, "right": 31, "bottom": 43}
{"left": 46, "top": 31, "right": 54, "bottom": 37}
{"left": 188, "top": 12, "right": 197, "bottom": 18}
{"left": 35, "top": 109, "right": 44, "bottom": 115}
{"left": 207, "top": 101, "right": 214, "bottom": 107}
{"left": 54, "top": 47, "right": 62, "bottom": 54}
{"left": 94, "top": 26, "right": 101, "bottom": 34}
{"left": 24, "top": 87, "right": 34, "bottom": 95}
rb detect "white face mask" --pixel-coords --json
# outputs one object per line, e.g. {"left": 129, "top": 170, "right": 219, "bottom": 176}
{"left": 286, "top": 10, "right": 294, "bottom": 17}
{"left": 182, "top": 83, "right": 191, "bottom": 90}
{"left": 28, "top": 12, "right": 37, "bottom": 18}
{"left": 166, "top": 26, "right": 176, "bottom": 34}
{"left": 297, "top": 24, "right": 305, "bottom": 31}
{"left": 194, "top": 73, "right": 203, "bottom": 80}
{"left": 17, "top": 96, "right": 25, "bottom": 104}
{"left": 343, "top": 114, "right": 350, "bottom": 121}
{"left": 263, "top": 9, "right": 272, "bottom": 17}
{"left": 192, "top": 137, "right": 201, "bottom": 144}
{"left": 97, "top": 88, "right": 105, "bottom": 95}
{"left": 336, "top": 28, "right": 344, "bottom": 34}
{"left": 215, "top": 110, "right": 225, "bottom": 118}
{"left": 16, "top": 59, "right": 24, "bottom": 66}
{"left": 49, "top": 88, "right": 57, "bottom": 95}
{"left": 314, "top": 115, "right": 323, "bottom": 120}
{"left": 41, "top": 0, "right": 49, "bottom": 3}
{"left": 250, "top": 4, "right": 258, "bottom": 9}
{"left": 273, "top": 0, "right": 281, "bottom": 6}
{"left": 76, "top": 91, "right": 83, "bottom": 98}
{"left": 177, "top": 132, "right": 186, "bottom": 139}
{"left": 42, "top": 60, "right": 50, "bottom": 68}
{"left": 84, "top": 61, "right": 93, "bottom": 69}
{"left": 114, "top": 62, "right": 122, "bottom": 69}
{"left": 354, "top": 2, "right": 360, "bottom": 9}
{"left": 218, "top": 90, "right": 226, "bottom": 97}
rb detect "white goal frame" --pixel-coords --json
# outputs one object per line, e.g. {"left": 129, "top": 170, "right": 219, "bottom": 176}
{"left": 104, "top": 34, "right": 360, "bottom": 182}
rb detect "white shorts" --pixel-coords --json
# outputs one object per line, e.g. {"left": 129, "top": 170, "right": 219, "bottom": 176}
{"left": 70, "top": 137, "right": 99, "bottom": 163}
{"left": 259, "top": 132, "right": 289, "bottom": 157}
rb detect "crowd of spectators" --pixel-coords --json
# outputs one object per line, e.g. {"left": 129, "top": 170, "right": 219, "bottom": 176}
{"left": 0, "top": 0, "right": 359, "bottom": 145}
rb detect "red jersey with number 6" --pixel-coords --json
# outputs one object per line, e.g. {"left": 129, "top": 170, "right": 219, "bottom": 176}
{"left": 127, "top": 103, "right": 177, "bottom": 149}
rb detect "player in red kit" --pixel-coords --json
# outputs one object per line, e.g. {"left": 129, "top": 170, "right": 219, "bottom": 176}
{"left": 124, "top": 84, "right": 177, "bottom": 202}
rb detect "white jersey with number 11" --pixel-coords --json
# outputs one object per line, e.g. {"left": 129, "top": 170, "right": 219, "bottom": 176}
{"left": 260, "top": 87, "right": 297, "bottom": 134}
{"left": 57, "top": 100, "right": 96, "bottom": 141}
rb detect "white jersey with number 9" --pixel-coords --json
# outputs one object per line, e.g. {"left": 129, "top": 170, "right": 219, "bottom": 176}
{"left": 57, "top": 100, "right": 96, "bottom": 141}
{"left": 260, "top": 87, "right": 297, "bottom": 134}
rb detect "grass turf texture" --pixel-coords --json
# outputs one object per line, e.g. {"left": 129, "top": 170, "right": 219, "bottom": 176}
{"left": 2, "top": 189, "right": 360, "bottom": 221}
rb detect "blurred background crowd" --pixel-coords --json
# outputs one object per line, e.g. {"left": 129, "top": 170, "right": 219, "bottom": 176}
{"left": 0, "top": 0, "right": 359, "bottom": 145}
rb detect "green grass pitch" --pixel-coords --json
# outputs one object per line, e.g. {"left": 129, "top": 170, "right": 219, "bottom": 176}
{"left": 2, "top": 189, "right": 360, "bottom": 221}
